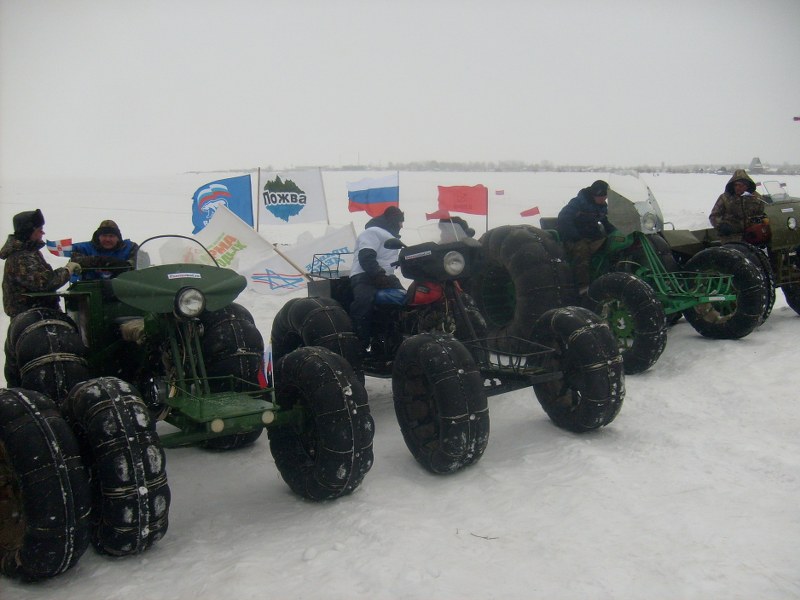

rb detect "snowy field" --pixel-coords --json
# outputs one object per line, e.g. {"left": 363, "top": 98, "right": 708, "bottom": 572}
{"left": 1, "top": 171, "right": 799, "bottom": 599}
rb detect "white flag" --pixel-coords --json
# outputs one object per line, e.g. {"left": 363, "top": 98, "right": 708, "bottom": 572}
{"left": 258, "top": 168, "right": 329, "bottom": 226}
{"left": 249, "top": 223, "right": 357, "bottom": 295}
{"left": 195, "top": 205, "right": 275, "bottom": 274}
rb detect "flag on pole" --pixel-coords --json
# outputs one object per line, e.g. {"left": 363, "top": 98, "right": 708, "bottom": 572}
{"left": 425, "top": 209, "right": 452, "bottom": 220}
{"left": 46, "top": 238, "right": 73, "bottom": 257}
{"left": 191, "top": 174, "right": 253, "bottom": 234}
{"left": 347, "top": 173, "right": 400, "bottom": 217}
{"left": 520, "top": 206, "right": 541, "bottom": 217}
{"left": 437, "top": 185, "right": 488, "bottom": 215}
{"left": 259, "top": 169, "right": 329, "bottom": 225}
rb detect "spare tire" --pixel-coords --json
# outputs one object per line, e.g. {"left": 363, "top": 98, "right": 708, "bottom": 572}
{"left": 470, "top": 225, "right": 578, "bottom": 341}
{"left": 682, "top": 246, "right": 768, "bottom": 339}
{"left": 0, "top": 388, "right": 91, "bottom": 581}
{"left": 585, "top": 272, "right": 667, "bottom": 374}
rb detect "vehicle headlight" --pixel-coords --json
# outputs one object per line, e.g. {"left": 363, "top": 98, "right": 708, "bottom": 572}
{"left": 641, "top": 212, "right": 660, "bottom": 233}
{"left": 443, "top": 251, "right": 466, "bottom": 276}
{"left": 175, "top": 287, "right": 206, "bottom": 318}
{"left": 788, "top": 217, "right": 797, "bottom": 230}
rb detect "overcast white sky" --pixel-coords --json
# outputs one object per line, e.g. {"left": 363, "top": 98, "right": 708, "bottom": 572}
{"left": 1, "top": 0, "right": 799, "bottom": 178}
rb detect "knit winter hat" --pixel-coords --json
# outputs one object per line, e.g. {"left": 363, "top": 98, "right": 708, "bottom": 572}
{"left": 95, "top": 220, "right": 122, "bottom": 239}
{"left": 589, "top": 180, "right": 609, "bottom": 197}
{"left": 12, "top": 209, "right": 45, "bottom": 241}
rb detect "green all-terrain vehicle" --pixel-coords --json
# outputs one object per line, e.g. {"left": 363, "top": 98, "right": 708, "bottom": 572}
{"left": 662, "top": 179, "right": 800, "bottom": 317}
{"left": 468, "top": 182, "right": 769, "bottom": 375}
{"left": 0, "top": 235, "right": 372, "bottom": 582}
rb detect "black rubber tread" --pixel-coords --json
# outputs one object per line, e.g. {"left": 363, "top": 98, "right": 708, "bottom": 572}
{"left": 530, "top": 307, "right": 625, "bottom": 432}
{"left": 391, "top": 333, "right": 489, "bottom": 474}
{"left": 682, "top": 246, "right": 768, "bottom": 339}
{"left": 470, "top": 225, "right": 579, "bottom": 341}
{"left": 0, "top": 388, "right": 91, "bottom": 581}
{"left": 271, "top": 297, "right": 362, "bottom": 372}
{"left": 9, "top": 308, "right": 90, "bottom": 407}
{"left": 199, "top": 305, "right": 266, "bottom": 450}
{"left": 585, "top": 272, "right": 667, "bottom": 374}
{"left": 723, "top": 241, "right": 776, "bottom": 323}
{"left": 63, "top": 377, "right": 170, "bottom": 556}
{"left": 268, "top": 346, "right": 373, "bottom": 500}
{"left": 783, "top": 283, "right": 800, "bottom": 315}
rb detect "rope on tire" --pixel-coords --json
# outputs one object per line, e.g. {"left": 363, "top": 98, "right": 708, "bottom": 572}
{"left": 19, "top": 353, "right": 88, "bottom": 376}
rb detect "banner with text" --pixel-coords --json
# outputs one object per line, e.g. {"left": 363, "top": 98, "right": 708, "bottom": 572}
{"left": 258, "top": 168, "right": 329, "bottom": 226}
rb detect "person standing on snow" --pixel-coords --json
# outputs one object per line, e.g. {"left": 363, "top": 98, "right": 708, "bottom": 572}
{"left": 0, "top": 209, "right": 81, "bottom": 318}
{"left": 557, "top": 179, "right": 616, "bottom": 292}
{"left": 71, "top": 219, "right": 138, "bottom": 280}
{"left": 349, "top": 206, "right": 405, "bottom": 349}
{"left": 708, "top": 169, "right": 766, "bottom": 244}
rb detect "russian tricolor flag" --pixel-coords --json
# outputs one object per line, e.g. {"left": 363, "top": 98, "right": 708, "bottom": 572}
{"left": 347, "top": 173, "right": 400, "bottom": 217}
{"left": 46, "top": 238, "right": 73, "bottom": 257}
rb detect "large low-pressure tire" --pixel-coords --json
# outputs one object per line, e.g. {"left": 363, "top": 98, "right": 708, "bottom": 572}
{"left": 723, "top": 241, "right": 776, "bottom": 323}
{"left": 268, "top": 346, "right": 373, "bottom": 500}
{"left": 199, "top": 303, "right": 266, "bottom": 450}
{"left": 7, "top": 308, "right": 91, "bottom": 406}
{"left": 531, "top": 307, "right": 625, "bottom": 432}
{"left": 585, "top": 272, "right": 667, "bottom": 374}
{"left": 0, "top": 388, "right": 91, "bottom": 581}
{"left": 682, "top": 246, "right": 768, "bottom": 339}
{"left": 392, "top": 333, "right": 489, "bottom": 474}
{"left": 271, "top": 297, "right": 363, "bottom": 374}
{"left": 64, "top": 377, "right": 170, "bottom": 556}
{"left": 470, "top": 225, "right": 579, "bottom": 341}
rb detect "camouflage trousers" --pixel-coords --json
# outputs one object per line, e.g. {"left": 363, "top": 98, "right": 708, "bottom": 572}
{"left": 565, "top": 238, "right": 606, "bottom": 288}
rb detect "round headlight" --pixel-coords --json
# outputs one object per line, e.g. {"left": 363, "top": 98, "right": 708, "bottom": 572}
{"left": 788, "top": 217, "right": 797, "bottom": 230}
{"left": 175, "top": 287, "right": 206, "bottom": 318}
{"left": 443, "top": 251, "right": 466, "bottom": 276}
{"left": 641, "top": 212, "right": 659, "bottom": 233}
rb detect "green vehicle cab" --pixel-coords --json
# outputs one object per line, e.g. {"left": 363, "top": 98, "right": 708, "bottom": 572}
{"left": 0, "top": 235, "right": 372, "bottom": 582}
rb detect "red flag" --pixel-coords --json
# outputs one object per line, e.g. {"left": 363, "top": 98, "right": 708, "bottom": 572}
{"left": 425, "top": 209, "right": 452, "bottom": 220}
{"left": 437, "top": 185, "right": 488, "bottom": 215}
{"left": 520, "top": 206, "right": 541, "bottom": 217}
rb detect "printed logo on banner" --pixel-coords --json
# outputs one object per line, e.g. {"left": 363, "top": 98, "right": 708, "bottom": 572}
{"left": 262, "top": 176, "right": 309, "bottom": 222}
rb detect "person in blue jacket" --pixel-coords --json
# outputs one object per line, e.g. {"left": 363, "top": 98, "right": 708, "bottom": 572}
{"left": 557, "top": 180, "right": 616, "bottom": 291}
{"left": 71, "top": 219, "right": 138, "bottom": 280}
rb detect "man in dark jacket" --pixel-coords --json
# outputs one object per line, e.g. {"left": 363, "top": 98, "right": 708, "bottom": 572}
{"left": 349, "top": 206, "right": 405, "bottom": 348}
{"left": 71, "top": 219, "right": 138, "bottom": 280}
{"left": 557, "top": 180, "right": 616, "bottom": 290}
{"left": 0, "top": 209, "right": 80, "bottom": 318}
{"left": 708, "top": 169, "right": 766, "bottom": 243}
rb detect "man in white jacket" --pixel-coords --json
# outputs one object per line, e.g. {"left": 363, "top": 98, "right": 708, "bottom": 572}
{"left": 349, "top": 206, "right": 405, "bottom": 348}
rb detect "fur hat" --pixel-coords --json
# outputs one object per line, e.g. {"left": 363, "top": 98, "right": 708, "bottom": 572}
{"left": 95, "top": 219, "right": 122, "bottom": 239}
{"left": 12, "top": 209, "right": 45, "bottom": 241}
{"left": 589, "top": 180, "right": 609, "bottom": 197}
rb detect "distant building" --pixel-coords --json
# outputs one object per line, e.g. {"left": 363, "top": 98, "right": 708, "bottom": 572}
{"left": 749, "top": 157, "right": 766, "bottom": 174}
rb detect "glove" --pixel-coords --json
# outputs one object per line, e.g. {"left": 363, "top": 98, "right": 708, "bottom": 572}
{"left": 65, "top": 261, "right": 82, "bottom": 275}
{"left": 717, "top": 223, "right": 735, "bottom": 236}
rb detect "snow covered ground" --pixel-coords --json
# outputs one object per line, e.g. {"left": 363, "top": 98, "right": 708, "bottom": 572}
{"left": 2, "top": 171, "right": 799, "bottom": 599}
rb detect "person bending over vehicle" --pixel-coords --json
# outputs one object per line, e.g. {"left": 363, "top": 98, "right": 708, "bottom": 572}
{"left": 557, "top": 180, "right": 615, "bottom": 292}
{"left": 71, "top": 219, "right": 139, "bottom": 280}
{"left": 709, "top": 169, "right": 767, "bottom": 244}
{"left": 349, "top": 206, "right": 405, "bottom": 349}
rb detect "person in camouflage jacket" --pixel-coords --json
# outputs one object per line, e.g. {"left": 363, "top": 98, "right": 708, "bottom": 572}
{"left": 0, "top": 209, "right": 80, "bottom": 317}
{"left": 709, "top": 169, "right": 766, "bottom": 243}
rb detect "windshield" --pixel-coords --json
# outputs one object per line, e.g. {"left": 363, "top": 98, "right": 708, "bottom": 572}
{"left": 758, "top": 180, "right": 791, "bottom": 203}
{"left": 398, "top": 221, "right": 476, "bottom": 246}
{"left": 606, "top": 175, "right": 664, "bottom": 235}
{"left": 136, "top": 235, "right": 218, "bottom": 269}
